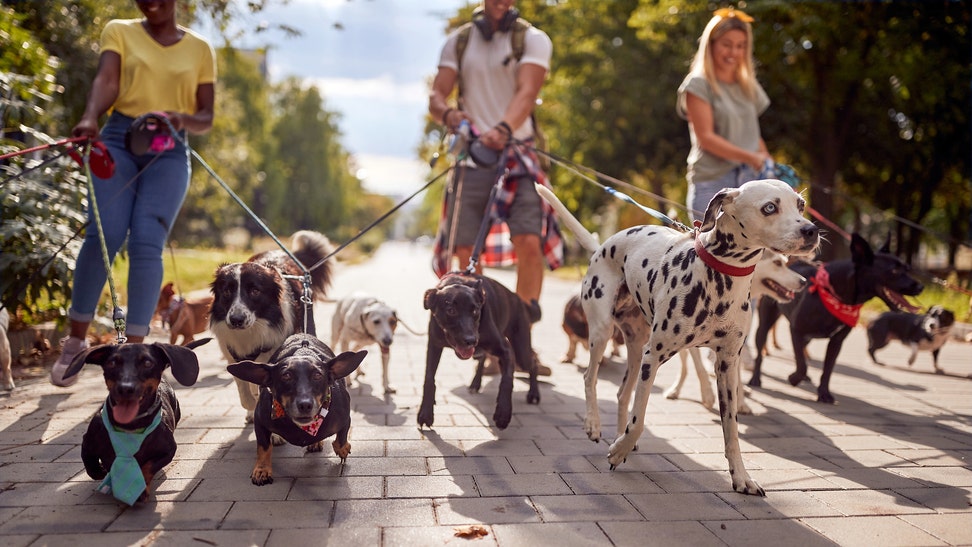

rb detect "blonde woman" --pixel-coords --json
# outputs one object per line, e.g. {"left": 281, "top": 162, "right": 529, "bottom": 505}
{"left": 677, "top": 8, "right": 772, "bottom": 221}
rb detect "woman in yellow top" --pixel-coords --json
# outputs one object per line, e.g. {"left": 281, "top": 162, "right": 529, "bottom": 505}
{"left": 677, "top": 8, "right": 773, "bottom": 222}
{"left": 52, "top": 0, "right": 216, "bottom": 386}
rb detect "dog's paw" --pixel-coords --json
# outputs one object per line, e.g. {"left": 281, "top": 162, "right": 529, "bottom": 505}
{"left": 332, "top": 440, "right": 351, "bottom": 461}
{"left": 245, "top": 410, "right": 255, "bottom": 424}
{"left": 271, "top": 434, "right": 286, "bottom": 446}
{"left": 583, "top": 416, "right": 602, "bottom": 443}
{"left": 663, "top": 385, "right": 679, "bottom": 400}
{"left": 816, "top": 390, "right": 837, "bottom": 405}
{"left": 417, "top": 404, "right": 435, "bottom": 429}
{"left": 786, "top": 372, "right": 808, "bottom": 386}
{"left": 251, "top": 467, "right": 273, "bottom": 486}
{"left": 306, "top": 441, "right": 324, "bottom": 453}
{"left": 493, "top": 408, "right": 512, "bottom": 430}
{"left": 733, "top": 476, "right": 766, "bottom": 497}
{"left": 747, "top": 376, "right": 762, "bottom": 388}
{"left": 737, "top": 401, "right": 753, "bottom": 415}
{"left": 526, "top": 387, "right": 540, "bottom": 405}
{"left": 384, "top": 385, "right": 397, "bottom": 395}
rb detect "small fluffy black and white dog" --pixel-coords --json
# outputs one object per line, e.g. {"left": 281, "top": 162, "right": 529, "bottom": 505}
{"left": 867, "top": 305, "right": 955, "bottom": 373}
{"left": 210, "top": 230, "right": 333, "bottom": 420}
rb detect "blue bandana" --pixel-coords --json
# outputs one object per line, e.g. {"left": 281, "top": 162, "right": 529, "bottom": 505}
{"left": 98, "top": 401, "right": 162, "bottom": 505}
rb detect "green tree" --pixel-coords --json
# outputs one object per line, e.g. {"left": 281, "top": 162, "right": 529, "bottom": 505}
{"left": 266, "top": 78, "right": 359, "bottom": 239}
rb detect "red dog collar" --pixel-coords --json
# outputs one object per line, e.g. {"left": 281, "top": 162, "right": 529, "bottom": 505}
{"left": 694, "top": 235, "right": 756, "bottom": 277}
{"left": 809, "top": 266, "right": 862, "bottom": 327}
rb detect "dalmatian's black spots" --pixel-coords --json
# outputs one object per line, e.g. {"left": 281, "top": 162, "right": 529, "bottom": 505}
{"left": 640, "top": 362, "right": 651, "bottom": 381}
{"left": 715, "top": 302, "right": 729, "bottom": 317}
{"left": 661, "top": 262, "right": 670, "bottom": 282}
{"left": 685, "top": 334, "right": 695, "bottom": 345}
{"left": 741, "top": 300, "right": 750, "bottom": 312}
{"left": 741, "top": 248, "right": 761, "bottom": 263}
{"left": 660, "top": 320, "right": 668, "bottom": 332}
{"left": 673, "top": 324, "right": 681, "bottom": 335}
{"left": 670, "top": 277, "right": 678, "bottom": 290}
{"left": 666, "top": 297, "right": 677, "bottom": 319}
{"left": 694, "top": 309, "right": 709, "bottom": 327}
{"left": 719, "top": 360, "right": 730, "bottom": 373}
{"left": 681, "top": 283, "right": 705, "bottom": 317}
{"left": 626, "top": 226, "right": 644, "bottom": 236}
{"left": 599, "top": 248, "right": 607, "bottom": 259}
{"left": 642, "top": 258, "right": 649, "bottom": 268}
{"left": 655, "top": 342, "right": 663, "bottom": 352}
{"left": 609, "top": 245, "right": 618, "bottom": 259}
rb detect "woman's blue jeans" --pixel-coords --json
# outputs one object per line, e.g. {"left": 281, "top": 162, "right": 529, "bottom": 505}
{"left": 686, "top": 164, "right": 760, "bottom": 222}
{"left": 68, "top": 112, "right": 190, "bottom": 337}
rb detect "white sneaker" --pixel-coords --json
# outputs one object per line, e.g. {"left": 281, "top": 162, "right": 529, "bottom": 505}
{"left": 50, "top": 336, "right": 88, "bottom": 387}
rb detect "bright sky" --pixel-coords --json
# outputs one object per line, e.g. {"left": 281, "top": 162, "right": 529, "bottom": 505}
{"left": 215, "top": 0, "right": 471, "bottom": 196}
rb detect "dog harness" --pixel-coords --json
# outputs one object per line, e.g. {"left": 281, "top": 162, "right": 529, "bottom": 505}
{"left": 270, "top": 390, "right": 331, "bottom": 438}
{"left": 98, "top": 400, "right": 162, "bottom": 506}
{"left": 809, "top": 265, "right": 862, "bottom": 327}
{"left": 694, "top": 235, "right": 756, "bottom": 277}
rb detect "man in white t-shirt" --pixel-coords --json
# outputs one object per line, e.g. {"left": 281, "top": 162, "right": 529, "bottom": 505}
{"left": 429, "top": 0, "right": 555, "bottom": 327}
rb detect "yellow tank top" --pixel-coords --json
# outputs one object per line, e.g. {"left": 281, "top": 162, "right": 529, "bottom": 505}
{"left": 101, "top": 19, "right": 216, "bottom": 118}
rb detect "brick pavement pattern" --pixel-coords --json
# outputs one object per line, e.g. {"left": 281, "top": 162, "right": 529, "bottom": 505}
{"left": 2, "top": 242, "right": 970, "bottom": 546}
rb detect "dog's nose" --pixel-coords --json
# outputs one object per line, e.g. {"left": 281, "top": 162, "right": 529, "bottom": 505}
{"left": 115, "top": 380, "right": 139, "bottom": 398}
{"left": 295, "top": 398, "right": 315, "bottom": 415}
{"left": 801, "top": 224, "right": 819, "bottom": 241}
{"left": 229, "top": 313, "right": 247, "bottom": 328}
{"left": 462, "top": 334, "right": 477, "bottom": 347}
{"left": 381, "top": 336, "right": 393, "bottom": 346}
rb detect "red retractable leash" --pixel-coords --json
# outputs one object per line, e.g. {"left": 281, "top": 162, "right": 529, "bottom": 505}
{"left": 1, "top": 135, "right": 115, "bottom": 179}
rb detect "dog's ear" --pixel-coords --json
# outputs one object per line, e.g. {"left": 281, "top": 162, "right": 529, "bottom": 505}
{"left": 227, "top": 361, "right": 273, "bottom": 387}
{"left": 423, "top": 288, "right": 437, "bottom": 310}
{"left": 150, "top": 343, "right": 202, "bottom": 386}
{"left": 473, "top": 279, "right": 486, "bottom": 304}
{"left": 850, "top": 233, "right": 875, "bottom": 266}
{"left": 62, "top": 343, "right": 114, "bottom": 379}
{"left": 328, "top": 350, "right": 367, "bottom": 380}
{"left": 698, "top": 188, "right": 739, "bottom": 233}
{"left": 878, "top": 231, "right": 892, "bottom": 254}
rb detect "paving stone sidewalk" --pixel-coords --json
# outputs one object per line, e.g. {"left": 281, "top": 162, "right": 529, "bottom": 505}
{"left": 1, "top": 241, "right": 970, "bottom": 546}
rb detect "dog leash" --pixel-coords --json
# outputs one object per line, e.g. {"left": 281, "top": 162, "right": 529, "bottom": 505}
{"left": 464, "top": 144, "right": 512, "bottom": 274}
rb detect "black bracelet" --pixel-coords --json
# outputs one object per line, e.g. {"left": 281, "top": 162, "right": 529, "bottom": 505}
{"left": 441, "top": 108, "right": 455, "bottom": 127}
{"left": 496, "top": 121, "right": 512, "bottom": 138}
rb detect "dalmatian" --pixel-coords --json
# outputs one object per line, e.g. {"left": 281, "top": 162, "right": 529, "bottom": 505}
{"left": 331, "top": 292, "right": 421, "bottom": 394}
{"left": 664, "top": 250, "right": 807, "bottom": 414}
{"left": 536, "top": 179, "right": 819, "bottom": 496}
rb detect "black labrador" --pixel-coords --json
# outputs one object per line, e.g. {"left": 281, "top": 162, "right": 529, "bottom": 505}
{"left": 749, "top": 234, "right": 923, "bottom": 403}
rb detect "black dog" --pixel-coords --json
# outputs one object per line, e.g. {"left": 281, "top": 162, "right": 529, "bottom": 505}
{"left": 63, "top": 339, "right": 209, "bottom": 505}
{"left": 749, "top": 234, "right": 923, "bottom": 403}
{"left": 227, "top": 333, "right": 366, "bottom": 486}
{"left": 867, "top": 305, "right": 955, "bottom": 373}
{"left": 419, "top": 272, "right": 540, "bottom": 430}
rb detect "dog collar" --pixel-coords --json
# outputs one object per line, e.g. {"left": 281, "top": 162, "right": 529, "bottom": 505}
{"left": 270, "top": 389, "right": 331, "bottom": 437}
{"left": 694, "top": 235, "right": 756, "bottom": 277}
{"left": 809, "top": 266, "right": 862, "bottom": 327}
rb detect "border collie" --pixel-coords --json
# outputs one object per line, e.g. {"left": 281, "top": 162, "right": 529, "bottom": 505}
{"left": 210, "top": 230, "right": 333, "bottom": 420}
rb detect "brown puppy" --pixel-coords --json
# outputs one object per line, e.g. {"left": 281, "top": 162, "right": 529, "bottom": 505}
{"left": 561, "top": 294, "right": 623, "bottom": 364}
{"left": 168, "top": 293, "right": 214, "bottom": 346}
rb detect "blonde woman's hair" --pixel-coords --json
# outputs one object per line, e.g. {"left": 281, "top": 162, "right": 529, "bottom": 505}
{"left": 689, "top": 12, "right": 757, "bottom": 99}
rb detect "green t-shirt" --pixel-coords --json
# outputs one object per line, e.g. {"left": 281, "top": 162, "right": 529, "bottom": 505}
{"left": 677, "top": 74, "right": 770, "bottom": 184}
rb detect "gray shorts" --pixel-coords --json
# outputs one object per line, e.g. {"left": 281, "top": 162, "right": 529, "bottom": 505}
{"left": 444, "top": 164, "right": 543, "bottom": 247}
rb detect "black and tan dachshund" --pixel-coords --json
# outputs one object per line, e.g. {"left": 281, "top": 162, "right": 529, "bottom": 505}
{"left": 228, "top": 333, "right": 366, "bottom": 485}
{"left": 64, "top": 339, "right": 209, "bottom": 504}
{"left": 749, "top": 234, "right": 923, "bottom": 403}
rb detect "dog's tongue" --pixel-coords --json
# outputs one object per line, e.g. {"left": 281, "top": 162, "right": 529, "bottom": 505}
{"left": 455, "top": 346, "right": 476, "bottom": 360}
{"left": 112, "top": 400, "right": 140, "bottom": 424}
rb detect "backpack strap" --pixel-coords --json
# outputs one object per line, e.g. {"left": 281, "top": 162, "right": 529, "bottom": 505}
{"left": 455, "top": 18, "right": 532, "bottom": 108}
